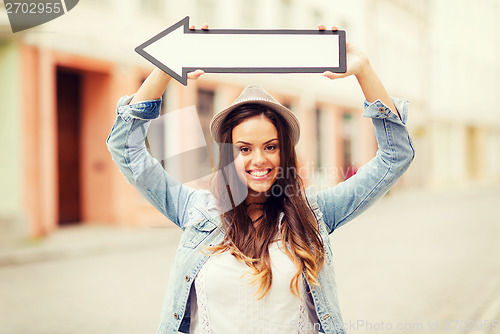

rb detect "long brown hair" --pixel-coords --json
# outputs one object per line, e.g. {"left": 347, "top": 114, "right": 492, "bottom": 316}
{"left": 208, "top": 103, "right": 325, "bottom": 299}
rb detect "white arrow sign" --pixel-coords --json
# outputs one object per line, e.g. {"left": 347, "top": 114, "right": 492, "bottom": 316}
{"left": 135, "top": 16, "right": 346, "bottom": 86}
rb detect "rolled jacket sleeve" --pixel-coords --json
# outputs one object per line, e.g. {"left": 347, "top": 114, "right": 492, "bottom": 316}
{"left": 315, "top": 97, "right": 415, "bottom": 234}
{"left": 363, "top": 96, "right": 409, "bottom": 125}
{"left": 116, "top": 94, "right": 162, "bottom": 122}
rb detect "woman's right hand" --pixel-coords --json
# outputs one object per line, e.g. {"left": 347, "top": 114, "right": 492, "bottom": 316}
{"left": 186, "top": 23, "right": 209, "bottom": 80}
{"left": 187, "top": 69, "right": 205, "bottom": 80}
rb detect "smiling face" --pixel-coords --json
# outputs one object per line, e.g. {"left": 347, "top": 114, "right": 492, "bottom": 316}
{"left": 232, "top": 114, "right": 280, "bottom": 202}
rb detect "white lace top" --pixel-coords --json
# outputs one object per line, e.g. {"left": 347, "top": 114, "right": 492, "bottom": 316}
{"left": 183, "top": 240, "right": 319, "bottom": 334}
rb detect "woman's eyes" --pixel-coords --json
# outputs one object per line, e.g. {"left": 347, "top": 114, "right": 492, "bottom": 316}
{"left": 237, "top": 145, "right": 278, "bottom": 154}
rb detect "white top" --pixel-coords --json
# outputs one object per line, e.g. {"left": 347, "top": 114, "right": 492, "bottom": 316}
{"left": 184, "top": 240, "right": 319, "bottom": 334}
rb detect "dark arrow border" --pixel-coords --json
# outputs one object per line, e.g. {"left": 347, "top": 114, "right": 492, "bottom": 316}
{"left": 135, "top": 16, "right": 347, "bottom": 86}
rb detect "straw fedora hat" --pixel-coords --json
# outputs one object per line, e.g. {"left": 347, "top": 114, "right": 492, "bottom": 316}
{"left": 209, "top": 85, "right": 301, "bottom": 145}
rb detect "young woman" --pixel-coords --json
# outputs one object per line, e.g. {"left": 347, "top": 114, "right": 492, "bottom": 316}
{"left": 107, "top": 24, "right": 415, "bottom": 334}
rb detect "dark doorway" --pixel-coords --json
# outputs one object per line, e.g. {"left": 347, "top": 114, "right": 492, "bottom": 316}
{"left": 56, "top": 68, "right": 82, "bottom": 225}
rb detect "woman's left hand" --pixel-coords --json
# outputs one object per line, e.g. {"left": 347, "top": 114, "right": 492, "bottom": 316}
{"left": 318, "top": 24, "right": 370, "bottom": 80}
{"left": 318, "top": 25, "right": 400, "bottom": 119}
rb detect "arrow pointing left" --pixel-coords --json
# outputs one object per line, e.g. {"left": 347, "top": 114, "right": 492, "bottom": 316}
{"left": 135, "top": 16, "right": 346, "bottom": 85}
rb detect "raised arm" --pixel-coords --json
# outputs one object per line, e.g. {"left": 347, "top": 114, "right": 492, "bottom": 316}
{"left": 316, "top": 25, "right": 415, "bottom": 234}
{"left": 130, "top": 68, "right": 204, "bottom": 104}
{"left": 106, "top": 26, "right": 206, "bottom": 228}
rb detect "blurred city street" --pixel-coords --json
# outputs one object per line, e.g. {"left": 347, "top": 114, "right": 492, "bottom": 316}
{"left": 1, "top": 1, "right": 499, "bottom": 333}
{"left": 0, "top": 185, "right": 499, "bottom": 334}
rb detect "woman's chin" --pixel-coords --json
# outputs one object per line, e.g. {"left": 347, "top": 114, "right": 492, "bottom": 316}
{"left": 247, "top": 185, "right": 272, "bottom": 199}
{"left": 237, "top": 176, "right": 269, "bottom": 194}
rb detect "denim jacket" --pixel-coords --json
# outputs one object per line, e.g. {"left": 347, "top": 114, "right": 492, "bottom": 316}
{"left": 106, "top": 94, "right": 415, "bottom": 334}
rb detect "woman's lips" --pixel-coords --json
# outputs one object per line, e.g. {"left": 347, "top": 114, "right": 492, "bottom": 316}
{"left": 246, "top": 168, "right": 272, "bottom": 180}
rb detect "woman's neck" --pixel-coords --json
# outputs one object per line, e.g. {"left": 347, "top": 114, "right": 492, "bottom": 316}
{"left": 245, "top": 192, "right": 267, "bottom": 225}
{"left": 245, "top": 189, "right": 268, "bottom": 205}
{"left": 245, "top": 202, "right": 264, "bottom": 222}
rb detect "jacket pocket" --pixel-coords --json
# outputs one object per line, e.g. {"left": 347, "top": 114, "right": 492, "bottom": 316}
{"left": 181, "top": 208, "right": 219, "bottom": 249}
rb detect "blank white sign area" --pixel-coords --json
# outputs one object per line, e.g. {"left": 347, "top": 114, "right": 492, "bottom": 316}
{"left": 144, "top": 29, "right": 341, "bottom": 74}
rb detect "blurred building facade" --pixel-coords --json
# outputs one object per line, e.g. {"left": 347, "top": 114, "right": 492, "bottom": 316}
{"left": 0, "top": 0, "right": 499, "bottom": 239}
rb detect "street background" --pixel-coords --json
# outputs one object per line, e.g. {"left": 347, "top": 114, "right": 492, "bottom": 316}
{"left": 1, "top": 185, "right": 499, "bottom": 333}
{"left": 1, "top": 0, "right": 499, "bottom": 333}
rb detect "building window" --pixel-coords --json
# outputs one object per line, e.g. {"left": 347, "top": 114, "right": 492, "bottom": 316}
{"left": 342, "top": 113, "right": 355, "bottom": 179}
{"left": 315, "top": 107, "right": 323, "bottom": 168}
{"left": 197, "top": 89, "right": 215, "bottom": 129}
{"left": 197, "top": 88, "right": 215, "bottom": 165}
